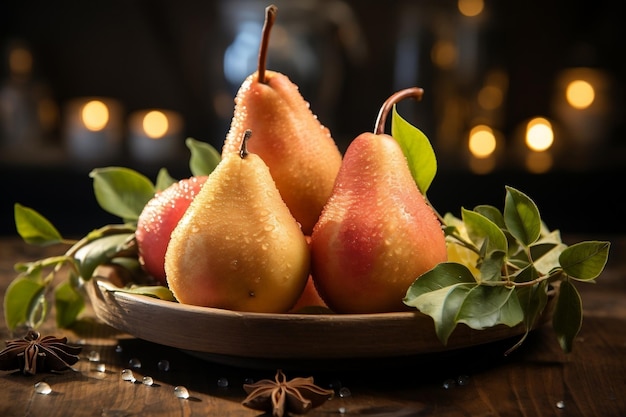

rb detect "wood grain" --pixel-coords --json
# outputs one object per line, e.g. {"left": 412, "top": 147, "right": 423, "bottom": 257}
{"left": 1, "top": 236, "right": 625, "bottom": 416}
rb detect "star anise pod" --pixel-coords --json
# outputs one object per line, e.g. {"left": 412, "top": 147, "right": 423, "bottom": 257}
{"left": 0, "top": 330, "right": 82, "bottom": 375}
{"left": 242, "top": 369, "right": 334, "bottom": 417}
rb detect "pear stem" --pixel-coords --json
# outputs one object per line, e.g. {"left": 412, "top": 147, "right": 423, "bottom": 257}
{"left": 239, "top": 130, "right": 253, "bottom": 159}
{"left": 257, "top": 4, "right": 278, "bottom": 85}
{"left": 374, "top": 87, "right": 424, "bottom": 135}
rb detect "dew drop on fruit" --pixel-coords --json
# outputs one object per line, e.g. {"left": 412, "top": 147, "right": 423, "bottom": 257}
{"left": 457, "top": 375, "right": 470, "bottom": 386}
{"left": 230, "top": 259, "right": 239, "bottom": 270}
{"left": 442, "top": 379, "right": 455, "bottom": 389}
{"left": 142, "top": 376, "right": 154, "bottom": 386}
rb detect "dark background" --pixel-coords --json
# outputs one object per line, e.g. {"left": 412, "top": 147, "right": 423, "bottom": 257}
{"left": 1, "top": 0, "right": 624, "bottom": 238}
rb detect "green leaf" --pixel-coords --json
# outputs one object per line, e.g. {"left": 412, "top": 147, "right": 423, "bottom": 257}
{"left": 54, "top": 279, "right": 85, "bottom": 328}
{"left": 404, "top": 263, "right": 477, "bottom": 344}
{"left": 506, "top": 270, "right": 549, "bottom": 355}
{"left": 473, "top": 205, "right": 505, "bottom": 228}
{"left": 559, "top": 241, "right": 610, "bottom": 281}
{"left": 504, "top": 186, "right": 541, "bottom": 246}
{"left": 478, "top": 250, "right": 506, "bottom": 282}
{"left": 552, "top": 280, "right": 582, "bottom": 353}
{"left": 529, "top": 241, "right": 567, "bottom": 275}
{"left": 186, "top": 137, "right": 221, "bottom": 177}
{"left": 457, "top": 285, "right": 523, "bottom": 329}
{"left": 90, "top": 167, "right": 155, "bottom": 222}
{"left": 462, "top": 208, "right": 508, "bottom": 256}
{"left": 155, "top": 168, "right": 177, "bottom": 192}
{"left": 73, "top": 233, "right": 135, "bottom": 280}
{"left": 3, "top": 276, "right": 46, "bottom": 330}
{"left": 516, "top": 267, "right": 549, "bottom": 329}
{"left": 404, "top": 262, "right": 476, "bottom": 301}
{"left": 391, "top": 105, "right": 437, "bottom": 194}
{"left": 111, "top": 285, "right": 176, "bottom": 301}
{"left": 14, "top": 204, "right": 63, "bottom": 246}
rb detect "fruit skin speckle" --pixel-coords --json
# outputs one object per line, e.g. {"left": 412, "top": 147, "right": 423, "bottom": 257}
{"left": 135, "top": 176, "right": 208, "bottom": 285}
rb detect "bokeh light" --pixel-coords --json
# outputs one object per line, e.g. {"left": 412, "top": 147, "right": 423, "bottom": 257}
{"left": 468, "top": 124, "right": 496, "bottom": 158}
{"left": 525, "top": 117, "right": 554, "bottom": 152}
{"left": 81, "top": 100, "right": 109, "bottom": 132}
{"left": 566, "top": 80, "right": 595, "bottom": 109}
{"left": 525, "top": 151, "right": 553, "bottom": 173}
{"left": 431, "top": 40, "right": 457, "bottom": 70}
{"left": 458, "top": 0, "right": 484, "bottom": 17}
{"left": 143, "top": 110, "right": 169, "bottom": 139}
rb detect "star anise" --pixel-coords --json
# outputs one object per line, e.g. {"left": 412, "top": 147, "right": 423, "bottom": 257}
{"left": 0, "top": 330, "right": 82, "bottom": 375}
{"left": 242, "top": 369, "right": 334, "bottom": 417}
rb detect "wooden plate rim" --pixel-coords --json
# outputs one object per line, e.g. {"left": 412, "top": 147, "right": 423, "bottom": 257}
{"left": 87, "top": 277, "right": 555, "bottom": 361}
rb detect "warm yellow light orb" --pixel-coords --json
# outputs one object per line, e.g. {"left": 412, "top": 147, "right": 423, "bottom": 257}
{"left": 525, "top": 117, "right": 554, "bottom": 151}
{"left": 458, "top": 0, "right": 484, "bottom": 17}
{"left": 477, "top": 85, "right": 503, "bottom": 110}
{"left": 468, "top": 125, "right": 496, "bottom": 158}
{"left": 525, "top": 151, "right": 553, "bottom": 174}
{"left": 81, "top": 100, "right": 109, "bottom": 131}
{"left": 143, "top": 111, "right": 169, "bottom": 139}
{"left": 431, "top": 40, "right": 457, "bottom": 69}
{"left": 566, "top": 79, "right": 595, "bottom": 109}
{"left": 9, "top": 46, "right": 32, "bottom": 75}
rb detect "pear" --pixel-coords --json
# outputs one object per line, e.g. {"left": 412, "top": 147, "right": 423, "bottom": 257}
{"left": 310, "top": 88, "right": 447, "bottom": 314}
{"left": 165, "top": 130, "right": 311, "bottom": 313}
{"left": 222, "top": 4, "right": 343, "bottom": 235}
{"left": 136, "top": 175, "right": 208, "bottom": 285}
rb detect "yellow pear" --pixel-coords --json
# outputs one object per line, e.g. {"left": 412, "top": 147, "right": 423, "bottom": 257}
{"left": 165, "top": 130, "right": 311, "bottom": 313}
{"left": 222, "top": 4, "right": 342, "bottom": 235}
{"left": 310, "top": 88, "right": 447, "bottom": 314}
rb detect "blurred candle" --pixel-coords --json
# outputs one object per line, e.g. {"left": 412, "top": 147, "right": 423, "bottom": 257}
{"left": 552, "top": 67, "right": 612, "bottom": 167}
{"left": 64, "top": 97, "right": 123, "bottom": 163}
{"left": 128, "top": 109, "right": 183, "bottom": 163}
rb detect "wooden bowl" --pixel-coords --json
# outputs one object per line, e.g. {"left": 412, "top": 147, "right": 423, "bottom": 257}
{"left": 87, "top": 276, "right": 555, "bottom": 369}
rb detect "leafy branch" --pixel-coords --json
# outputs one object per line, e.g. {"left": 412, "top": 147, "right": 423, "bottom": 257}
{"left": 4, "top": 138, "right": 218, "bottom": 333}
{"left": 392, "top": 105, "right": 611, "bottom": 354}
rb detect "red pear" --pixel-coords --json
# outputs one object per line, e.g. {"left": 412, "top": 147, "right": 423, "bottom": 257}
{"left": 135, "top": 176, "right": 208, "bottom": 284}
{"left": 310, "top": 88, "right": 447, "bottom": 313}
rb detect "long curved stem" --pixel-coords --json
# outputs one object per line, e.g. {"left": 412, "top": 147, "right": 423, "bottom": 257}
{"left": 257, "top": 4, "right": 278, "bottom": 84}
{"left": 374, "top": 87, "right": 424, "bottom": 135}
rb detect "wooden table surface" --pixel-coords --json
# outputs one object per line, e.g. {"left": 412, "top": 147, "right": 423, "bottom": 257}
{"left": 1, "top": 235, "right": 625, "bottom": 417}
